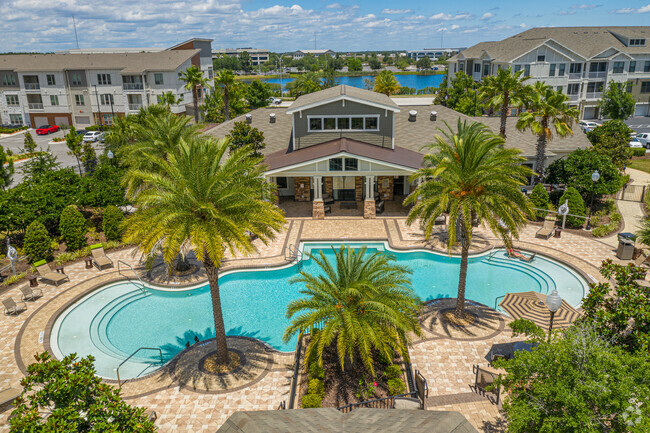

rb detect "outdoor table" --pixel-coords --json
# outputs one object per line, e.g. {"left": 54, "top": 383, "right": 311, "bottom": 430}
{"left": 85, "top": 257, "right": 94, "bottom": 269}
{"left": 513, "top": 341, "right": 534, "bottom": 353}
{"left": 55, "top": 265, "right": 65, "bottom": 274}
{"left": 28, "top": 275, "right": 38, "bottom": 287}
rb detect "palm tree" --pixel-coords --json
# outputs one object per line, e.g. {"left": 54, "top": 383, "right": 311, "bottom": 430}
{"left": 637, "top": 219, "right": 650, "bottom": 247}
{"left": 214, "top": 69, "right": 237, "bottom": 121}
{"left": 123, "top": 137, "right": 285, "bottom": 364}
{"left": 517, "top": 82, "right": 579, "bottom": 182}
{"left": 283, "top": 246, "right": 422, "bottom": 376}
{"left": 179, "top": 66, "right": 207, "bottom": 124}
{"left": 405, "top": 120, "right": 533, "bottom": 319}
{"left": 373, "top": 70, "right": 400, "bottom": 96}
{"left": 159, "top": 91, "right": 183, "bottom": 111}
{"left": 287, "top": 72, "right": 322, "bottom": 97}
{"left": 479, "top": 67, "right": 529, "bottom": 138}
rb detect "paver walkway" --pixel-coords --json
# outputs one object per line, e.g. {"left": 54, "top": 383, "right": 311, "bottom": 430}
{"left": 600, "top": 167, "right": 648, "bottom": 248}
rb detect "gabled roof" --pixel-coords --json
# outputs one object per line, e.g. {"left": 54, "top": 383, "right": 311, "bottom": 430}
{"left": 286, "top": 85, "right": 400, "bottom": 114}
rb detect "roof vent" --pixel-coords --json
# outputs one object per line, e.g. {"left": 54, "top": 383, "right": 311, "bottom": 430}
{"left": 245, "top": 113, "right": 252, "bottom": 124}
{"left": 409, "top": 110, "right": 417, "bottom": 122}
{"left": 430, "top": 111, "right": 437, "bottom": 121}
{"left": 269, "top": 113, "right": 276, "bottom": 123}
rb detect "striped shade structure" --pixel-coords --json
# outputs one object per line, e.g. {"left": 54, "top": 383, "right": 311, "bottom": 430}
{"left": 499, "top": 291, "right": 581, "bottom": 330}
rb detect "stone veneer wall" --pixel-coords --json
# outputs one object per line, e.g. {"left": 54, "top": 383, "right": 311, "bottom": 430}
{"left": 324, "top": 177, "right": 333, "bottom": 198}
{"left": 378, "top": 176, "right": 394, "bottom": 201}
{"left": 312, "top": 200, "right": 325, "bottom": 219}
{"left": 294, "top": 176, "right": 311, "bottom": 202}
{"left": 355, "top": 176, "right": 363, "bottom": 201}
{"left": 364, "top": 200, "right": 376, "bottom": 219}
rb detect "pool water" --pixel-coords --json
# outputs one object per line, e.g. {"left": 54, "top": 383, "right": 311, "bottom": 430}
{"left": 51, "top": 243, "right": 588, "bottom": 379}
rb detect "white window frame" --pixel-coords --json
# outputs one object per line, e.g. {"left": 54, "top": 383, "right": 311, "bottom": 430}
{"left": 9, "top": 113, "right": 23, "bottom": 125}
{"left": 46, "top": 74, "right": 56, "bottom": 86}
{"left": 5, "top": 94, "right": 19, "bottom": 106}
{"left": 307, "top": 115, "right": 380, "bottom": 133}
{"left": 75, "top": 94, "right": 85, "bottom": 106}
{"left": 100, "top": 94, "right": 114, "bottom": 105}
{"left": 71, "top": 73, "right": 83, "bottom": 86}
{"left": 50, "top": 95, "right": 59, "bottom": 106}
{"left": 97, "top": 73, "right": 112, "bottom": 85}
{"left": 154, "top": 73, "right": 164, "bottom": 85}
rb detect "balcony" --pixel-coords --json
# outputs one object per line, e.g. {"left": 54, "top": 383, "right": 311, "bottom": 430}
{"left": 28, "top": 103, "right": 44, "bottom": 109}
{"left": 569, "top": 94, "right": 580, "bottom": 101}
{"left": 123, "top": 83, "right": 143, "bottom": 90}
{"left": 585, "top": 92, "right": 603, "bottom": 99}
{"left": 568, "top": 73, "right": 582, "bottom": 80}
{"left": 24, "top": 83, "right": 40, "bottom": 90}
{"left": 128, "top": 103, "right": 142, "bottom": 111}
{"left": 587, "top": 71, "right": 607, "bottom": 79}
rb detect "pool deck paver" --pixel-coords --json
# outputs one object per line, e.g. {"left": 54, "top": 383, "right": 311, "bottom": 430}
{"left": 0, "top": 216, "right": 628, "bottom": 432}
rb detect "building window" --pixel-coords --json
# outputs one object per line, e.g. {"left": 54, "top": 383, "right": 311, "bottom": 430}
{"left": 102, "top": 113, "right": 114, "bottom": 125}
{"left": 474, "top": 63, "right": 481, "bottom": 73}
{"left": 549, "top": 64, "right": 556, "bottom": 77}
{"left": 641, "top": 82, "right": 650, "bottom": 93}
{"left": 645, "top": 62, "right": 650, "bottom": 73}
{"left": 9, "top": 114, "right": 23, "bottom": 125}
{"left": 276, "top": 177, "right": 288, "bottom": 189}
{"left": 2, "top": 74, "right": 16, "bottom": 86}
{"left": 5, "top": 95, "right": 19, "bottom": 106}
{"left": 329, "top": 158, "right": 343, "bottom": 171}
{"left": 630, "top": 38, "right": 646, "bottom": 46}
{"left": 524, "top": 65, "right": 531, "bottom": 77}
{"left": 558, "top": 64, "right": 565, "bottom": 76}
{"left": 458, "top": 62, "right": 464, "bottom": 72}
{"left": 537, "top": 55, "right": 545, "bottom": 62}
{"left": 344, "top": 158, "right": 358, "bottom": 171}
{"left": 308, "top": 116, "right": 379, "bottom": 132}
{"left": 569, "top": 63, "right": 582, "bottom": 74}
{"left": 324, "top": 118, "right": 336, "bottom": 130}
{"left": 97, "top": 74, "right": 112, "bottom": 85}
{"left": 154, "top": 73, "right": 164, "bottom": 85}
{"left": 587, "top": 82, "right": 603, "bottom": 93}
{"left": 626, "top": 82, "right": 633, "bottom": 93}
{"left": 556, "top": 86, "right": 563, "bottom": 93}
{"left": 630, "top": 61, "right": 637, "bottom": 73}
{"left": 514, "top": 65, "right": 521, "bottom": 72}
{"left": 483, "top": 64, "right": 489, "bottom": 76}
{"left": 46, "top": 74, "right": 56, "bottom": 85}
{"left": 71, "top": 73, "right": 83, "bottom": 85}
{"left": 568, "top": 83, "right": 580, "bottom": 95}
{"left": 309, "top": 117, "right": 323, "bottom": 131}
{"left": 50, "top": 95, "right": 59, "bottom": 106}
{"left": 100, "top": 94, "right": 114, "bottom": 105}
{"left": 613, "top": 62, "right": 625, "bottom": 74}
{"left": 75, "top": 94, "right": 85, "bottom": 105}
{"left": 589, "top": 62, "right": 607, "bottom": 72}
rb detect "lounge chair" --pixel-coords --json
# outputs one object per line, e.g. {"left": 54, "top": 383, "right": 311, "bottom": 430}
{"left": 634, "top": 250, "right": 650, "bottom": 268}
{"left": 322, "top": 193, "right": 334, "bottom": 206}
{"left": 375, "top": 201, "right": 385, "bottom": 214}
{"left": 20, "top": 285, "right": 43, "bottom": 301}
{"left": 0, "top": 388, "right": 21, "bottom": 408}
{"left": 34, "top": 260, "right": 70, "bottom": 286}
{"left": 90, "top": 244, "right": 114, "bottom": 270}
{"left": 535, "top": 218, "right": 556, "bottom": 239}
{"left": 2, "top": 297, "right": 27, "bottom": 315}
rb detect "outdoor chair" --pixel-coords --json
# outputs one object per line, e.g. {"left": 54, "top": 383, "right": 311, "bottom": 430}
{"left": 634, "top": 250, "right": 650, "bottom": 268}
{"left": 20, "top": 285, "right": 43, "bottom": 302}
{"left": 2, "top": 297, "right": 27, "bottom": 315}
{"left": 375, "top": 201, "right": 385, "bottom": 214}
{"left": 90, "top": 244, "right": 114, "bottom": 270}
{"left": 0, "top": 388, "right": 21, "bottom": 408}
{"left": 35, "top": 261, "right": 69, "bottom": 286}
{"left": 535, "top": 218, "right": 556, "bottom": 240}
{"left": 322, "top": 193, "right": 334, "bottom": 206}
{"left": 434, "top": 215, "right": 446, "bottom": 226}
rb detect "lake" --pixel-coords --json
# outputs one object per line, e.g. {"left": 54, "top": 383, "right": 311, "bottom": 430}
{"left": 261, "top": 73, "right": 445, "bottom": 92}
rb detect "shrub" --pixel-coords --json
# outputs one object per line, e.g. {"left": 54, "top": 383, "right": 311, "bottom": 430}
{"left": 377, "top": 351, "right": 393, "bottom": 366}
{"left": 59, "top": 206, "right": 87, "bottom": 251}
{"left": 1, "top": 272, "right": 27, "bottom": 287}
{"left": 53, "top": 240, "right": 122, "bottom": 265}
{"left": 308, "top": 363, "right": 324, "bottom": 380}
{"left": 23, "top": 131, "right": 37, "bottom": 153}
{"left": 301, "top": 393, "right": 322, "bottom": 408}
{"left": 558, "top": 187, "right": 586, "bottom": 228}
{"left": 384, "top": 365, "right": 402, "bottom": 380}
{"left": 529, "top": 184, "right": 550, "bottom": 219}
{"left": 102, "top": 205, "right": 124, "bottom": 241}
{"left": 307, "top": 379, "right": 324, "bottom": 397}
{"left": 387, "top": 378, "right": 406, "bottom": 395}
{"left": 24, "top": 220, "right": 53, "bottom": 262}
{"left": 631, "top": 148, "right": 646, "bottom": 157}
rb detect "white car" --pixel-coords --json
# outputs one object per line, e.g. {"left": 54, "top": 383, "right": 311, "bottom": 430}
{"left": 636, "top": 133, "right": 650, "bottom": 148}
{"left": 630, "top": 138, "right": 644, "bottom": 148}
{"left": 83, "top": 131, "right": 102, "bottom": 142}
{"left": 578, "top": 120, "right": 600, "bottom": 133}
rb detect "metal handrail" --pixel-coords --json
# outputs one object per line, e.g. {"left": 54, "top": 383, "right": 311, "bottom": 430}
{"left": 494, "top": 294, "right": 506, "bottom": 310}
{"left": 486, "top": 245, "right": 497, "bottom": 261}
{"left": 337, "top": 391, "right": 417, "bottom": 413}
{"left": 116, "top": 347, "right": 163, "bottom": 388}
{"left": 277, "top": 401, "right": 286, "bottom": 410}
{"left": 284, "top": 244, "right": 302, "bottom": 262}
{"left": 117, "top": 260, "right": 146, "bottom": 290}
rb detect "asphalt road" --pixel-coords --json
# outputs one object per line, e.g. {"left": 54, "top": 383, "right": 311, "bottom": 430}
{"left": 624, "top": 116, "right": 650, "bottom": 134}
{"left": 0, "top": 129, "right": 105, "bottom": 187}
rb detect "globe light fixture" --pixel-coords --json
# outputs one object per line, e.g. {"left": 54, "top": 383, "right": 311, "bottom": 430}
{"left": 545, "top": 289, "right": 563, "bottom": 341}
{"left": 585, "top": 170, "right": 600, "bottom": 230}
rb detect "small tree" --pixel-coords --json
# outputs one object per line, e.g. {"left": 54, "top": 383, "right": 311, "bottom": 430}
{"left": 529, "top": 183, "right": 550, "bottom": 219}
{"left": 0, "top": 144, "right": 14, "bottom": 190}
{"left": 102, "top": 205, "right": 124, "bottom": 241}
{"left": 347, "top": 57, "right": 362, "bottom": 72}
{"left": 65, "top": 126, "right": 84, "bottom": 175}
{"left": 23, "top": 131, "right": 37, "bottom": 153}
{"left": 81, "top": 142, "right": 97, "bottom": 174}
{"left": 546, "top": 148, "right": 623, "bottom": 198}
{"left": 587, "top": 120, "right": 635, "bottom": 171}
{"left": 226, "top": 121, "right": 266, "bottom": 157}
{"left": 10, "top": 352, "right": 155, "bottom": 432}
{"left": 59, "top": 205, "right": 87, "bottom": 251}
{"left": 24, "top": 220, "right": 53, "bottom": 262}
{"left": 558, "top": 186, "right": 586, "bottom": 228}
{"left": 245, "top": 80, "right": 272, "bottom": 109}
{"left": 416, "top": 56, "right": 432, "bottom": 70}
{"left": 373, "top": 70, "right": 400, "bottom": 96}
{"left": 368, "top": 57, "right": 382, "bottom": 70}
{"left": 599, "top": 82, "right": 635, "bottom": 120}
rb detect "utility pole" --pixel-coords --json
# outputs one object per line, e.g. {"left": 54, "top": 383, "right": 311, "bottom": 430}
{"left": 93, "top": 85, "right": 103, "bottom": 131}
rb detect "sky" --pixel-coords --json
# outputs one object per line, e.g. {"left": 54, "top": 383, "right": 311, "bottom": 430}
{"left": 4, "top": 1, "right": 650, "bottom": 53}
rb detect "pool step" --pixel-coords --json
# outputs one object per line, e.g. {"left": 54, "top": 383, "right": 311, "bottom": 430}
{"left": 484, "top": 254, "right": 557, "bottom": 294}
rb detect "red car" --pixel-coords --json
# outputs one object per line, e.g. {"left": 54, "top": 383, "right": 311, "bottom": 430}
{"left": 35, "top": 125, "right": 59, "bottom": 135}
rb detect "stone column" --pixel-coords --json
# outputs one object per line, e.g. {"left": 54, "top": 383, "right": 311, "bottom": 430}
{"left": 294, "top": 177, "right": 311, "bottom": 202}
{"left": 312, "top": 176, "right": 325, "bottom": 219}
{"left": 364, "top": 175, "right": 376, "bottom": 219}
{"left": 313, "top": 176, "right": 322, "bottom": 200}
{"left": 355, "top": 176, "right": 363, "bottom": 202}
{"left": 378, "top": 176, "right": 394, "bottom": 201}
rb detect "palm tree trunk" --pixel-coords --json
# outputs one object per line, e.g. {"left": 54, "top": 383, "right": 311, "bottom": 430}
{"left": 534, "top": 119, "right": 549, "bottom": 184}
{"left": 455, "top": 242, "right": 470, "bottom": 319}
{"left": 192, "top": 86, "right": 199, "bottom": 124}
{"left": 203, "top": 254, "right": 229, "bottom": 364}
{"left": 499, "top": 93, "right": 509, "bottom": 138}
{"left": 224, "top": 88, "right": 230, "bottom": 122}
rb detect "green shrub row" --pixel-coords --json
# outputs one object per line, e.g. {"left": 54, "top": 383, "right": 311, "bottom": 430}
{"left": 384, "top": 364, "right": 402, "bottom": 380}
{"left": 53, "top": 240, "right": 123, "bottom": 265}
{"left": 0, "top": 126, "right": 28, "bottom": 134}
{"left": 302, "top": 361, "right": 326, "bottom": 408}
{"left": 1, "top": 272, "right": 27, "bottom": 287}
{"left": 631, "top": 148, "right": 647, "bottom": 157}
{"left": 387, "top": 377, "right": 406, "bottom": 395}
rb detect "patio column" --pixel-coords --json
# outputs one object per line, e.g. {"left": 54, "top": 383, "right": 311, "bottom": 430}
{"left": 312, "top": 176, "right": 325, "bottom": 220}
{"left": 364, "top": 175, "right": 376, "bottom": 219}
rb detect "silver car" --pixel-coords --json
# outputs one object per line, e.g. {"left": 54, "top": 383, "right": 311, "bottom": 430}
{"left": 83, "top": 131, "right": 102, "bottom": 142}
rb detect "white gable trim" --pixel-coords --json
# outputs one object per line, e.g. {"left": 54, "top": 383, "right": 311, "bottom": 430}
{"left": 286, "top": 95, "right": 401, "bottom": 115}
{"left": 590, "top": 47, "right": 633, "bottom": 60}
{"left": 265, "top": 151, "right": 417, "bottom": 176}
{"left": 511, "top": 40, "right": 584, "bottom": 63}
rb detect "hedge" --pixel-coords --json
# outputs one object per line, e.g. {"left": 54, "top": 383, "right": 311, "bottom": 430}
{"left": 102, "top": 205, "right": 124, "bottom": 241}
{"left": 529, "top": 183, "right": 550, "bottom": 219}
{"left": 387, "top": 378, "right": 406, "bottom": 395}
{"left": 631, "top": 148, "right": 647, "bottom": 157}
{"left": 24, "top": 220, "right": 53, "bottom": 263}
{"left": 384, "top": 365, "right": 402, "bottom": 380}
{"left": 59, "top": 206, "right": 87, "bottom": 251}
{"left": 307, "top": 379, "right": 325, "bottom": 397}
{"left": 301, "top": 393, "right": 323, "bottom": 408}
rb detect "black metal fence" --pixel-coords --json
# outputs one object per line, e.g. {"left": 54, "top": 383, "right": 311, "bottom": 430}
{"left": 617, "top": 184, "right": 646, "bottom": 202}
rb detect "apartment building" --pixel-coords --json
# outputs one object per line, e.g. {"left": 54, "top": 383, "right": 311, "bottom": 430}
{"left": 212, "top": 48, "right": 270, "bottom": 66}
{"left": 448, "top": 27, "right": 650, "bottom": 119}
{"left": 292, "top": 50, "right": 336, "bottom": 60}
{"left": 406, "top": 48, "right": 464, "bottom": 61}
{"left": 0, "top": 38, "right": 213, "bottom": 128}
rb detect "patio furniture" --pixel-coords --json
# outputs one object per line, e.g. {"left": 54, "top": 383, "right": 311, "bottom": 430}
{"left": 322, "top": 193, "right": 334, "bottom": 206}
{"left": 28, "top": 275, "right": 38, "bottom": 287}
{"left": 375, "top": 201, "right": 384, "bottom": 214}
{"left": 20, "top": 285, "right": 43, "bottom": 301}
{"left": 55, "top": 265, "right": 65, "bottom": 274}
{"left": 85, "top": 257, "right": 94, "bottom": 269}
{"left": 535, "top": 218, "right": 556, "bottom": 239}
{"left": 324, "top": 205, "right": 331, "bottom": 214}
{"left": 499, "top": 291, "right": 581, "bottom": 330}
{"left": 34, "top": 260, "right": 70, "bottom": 286}
{"left": 634, "top": 250, "right": 649, "bottom": 267}
{"left": 2, "top": 297, "right": 27, "bottom": 315}
{"left": 90, "top": 244, "right": 114, "bottom": 270}
{"left": 0, "top": 388, "right": 21, "bottom": 408}
{"left": 434, "top": 215, "right": 446, "bottom": 226}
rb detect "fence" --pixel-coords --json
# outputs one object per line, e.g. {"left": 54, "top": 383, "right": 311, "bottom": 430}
{"left": 617, "top": 184, "right": 646, "bottom": 203}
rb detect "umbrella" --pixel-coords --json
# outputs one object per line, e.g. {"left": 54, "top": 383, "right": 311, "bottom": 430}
{"left": 498, "top": 291, "right": 581, "bottom": 330}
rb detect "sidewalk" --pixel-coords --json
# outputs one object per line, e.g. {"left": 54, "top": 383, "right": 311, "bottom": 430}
{"left": 601, "top": 168, "right": 649, "bottom": 247}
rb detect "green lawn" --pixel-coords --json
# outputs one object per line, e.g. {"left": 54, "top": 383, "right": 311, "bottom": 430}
{"left": 628, "top": 158, "right": 650, "bottom": 174}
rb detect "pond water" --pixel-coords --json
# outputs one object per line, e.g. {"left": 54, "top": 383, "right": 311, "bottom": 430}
{"left": 262, "top": 73, "right": 445, "bottom": 92}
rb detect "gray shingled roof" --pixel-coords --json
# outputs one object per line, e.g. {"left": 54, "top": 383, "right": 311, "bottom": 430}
{"left": 216, "top": 409, "right": 478, "bottom": 433}
{"left": 287, "top": 85, "right": 400, "bottom": 113}
{"left": 451, "top": 26, "right": 650, "bottom": 62}
{"left": 0, "top": 50, "right": 200, "bottom": 74}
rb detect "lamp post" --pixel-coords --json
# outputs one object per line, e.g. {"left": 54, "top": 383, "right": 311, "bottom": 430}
{"left": 545, "top": 289, "right": 562, "bottom": 341}
{"left": 585, "top": 170, "right": 600, "bottom": 230}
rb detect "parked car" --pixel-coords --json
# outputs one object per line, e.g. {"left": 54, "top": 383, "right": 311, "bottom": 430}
{"left": 636, "top": 133, "right": 650, "bottom": 148}
{"left": 268, "top": 97, "right": 282, "bottom": 106}
{"left": 83, "top": 131, "right": 103, "bottom": 142}
{"left": 35, "top": 125, "right": 60, "bottom": 135}
{"left": 630, "top": 138, "right": 644, "bottom": 148}
{"left": 578, "top": 120, "right": 600, "bottom": 133}
{"left": 76, "top": 129, "right": 87, "bottom": 136}
{"left": 97, "top": 132, "right": 105, "bottom": 142}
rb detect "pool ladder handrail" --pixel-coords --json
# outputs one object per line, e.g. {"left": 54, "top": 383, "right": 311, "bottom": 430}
{"left": 486, "top": 246, "right": 497, "bottom": 261}
{"left": 284, "top": 244, "right": 302, "bottom": 262}
{"left": 117, "top": 260, "right": 147, "bottom": 292}
{"left": 116, "top": 347, "right": 163, "bottom": 388}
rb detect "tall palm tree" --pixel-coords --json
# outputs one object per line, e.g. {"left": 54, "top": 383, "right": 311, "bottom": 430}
{"left": 159, "top": 91, "right": 183, "bottom": 111}
{"left": 123, "top": 137, "right": 285, "bottom": 364}
{"left": 214, "top": 69, "right": 237, "bottom": 121}
{"left": 517, "top": 82, "right": 579, "bottom": 182}
{"left": 287, "top": 72, "right": 322, "bottom": 97}
{"left": 405, "top": 120, "right": 533, "bottom": 319}
{"left": 373, "top": 70, "right": 401, "bottom": 96}
{"left": 179, "top": 66, "right": 207, "bottom": 124}
{"left": 479, "top": 67, "right": 529, "bottom": 138}
{"left": 283, "top": 246, "right": 422, "bottom": 376}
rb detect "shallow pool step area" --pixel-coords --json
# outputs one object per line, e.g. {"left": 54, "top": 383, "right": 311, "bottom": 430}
{"left": 486, "top": 253, "right": 557, "bottom": 295}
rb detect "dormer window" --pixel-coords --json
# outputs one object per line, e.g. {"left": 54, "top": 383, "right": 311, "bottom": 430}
{"left": 308, "top": 115, "right": 380, "bottom": 132}
{"left": 630, "top": 38, "right": 646, "bottom": 46}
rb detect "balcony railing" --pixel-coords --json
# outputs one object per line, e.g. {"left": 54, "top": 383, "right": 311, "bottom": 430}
{"left": 568, "top": 73, "right": 582, "bottom": 80}
{"left": 569, "top": 94, "right": 580, "bottom": 101}
{"left": 587, "top": 71, "right": 607, "bottom": 79}
{"left": 128, "top": 103, "right": 142, "bottom": 111}
{"left": 28, "top": 103, "right": 43, "bottom": 109}
{"left": 24, "top": 83, "right": 40, "bottom": 90}
{"left": 123, "top": 83, "right": 143, "bottom": 90}
{"left": 585, "top": 92, "right": 603, "bottom": 99}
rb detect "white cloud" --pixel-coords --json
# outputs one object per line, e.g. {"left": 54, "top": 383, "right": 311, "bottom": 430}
{"left": 612, "top": 4, "right": 650, "bottom": 13}
{"left": 480, "top": 12, "right": 494, "bottom": 20}
{"left": 430, "top": 12, "right": 472, "bottom": 21}
{"left": 325, "top": 3, "right": 342, "bottom": 9}
{"left": 382, "top": 8, "right": 412, "bottom": 14}
{"left": 450, "top": 24, "right": 460, "bottom": 30}
{"left": 571, "top": 4, "right": 600, "bottom": 9}
{"left": 519, "top": 22, "right": 528, "bottom": 28}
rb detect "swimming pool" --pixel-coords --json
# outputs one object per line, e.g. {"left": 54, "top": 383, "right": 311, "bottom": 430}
{"left": 51, "top": 242, "right": 589, "bottom": 380}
